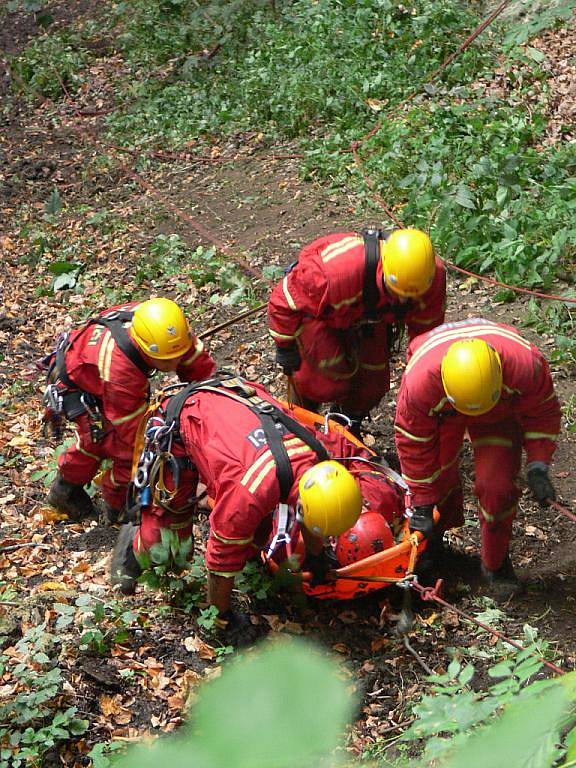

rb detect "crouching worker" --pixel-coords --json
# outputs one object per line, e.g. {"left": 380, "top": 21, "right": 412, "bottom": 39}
{"left": 41, "top": 298, "right": 215, "bottom": 522}
{"left": 110, "top": 373, "right": 367, "bottom": 645}
{"left": 395, "top": 318, "right": 561, "bottom": 600}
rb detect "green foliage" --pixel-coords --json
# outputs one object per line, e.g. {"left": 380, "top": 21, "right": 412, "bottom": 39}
{"left": 53, "top": 594, "right": 147, "bottom": 654}
{"left": 138, "top": 234, "right": 251, "bottom": 304}
{"left": 102, "top": 0, "right": 575, "bottom": 343}
{"left": 402, "top": 629, "right": 565, "bottom": 766}
{"left": 11, "top": 30, "right": 90, "bottom": 98}
{"left": 234, "top": 560, "right": 275, "bottom": 601}
{"left": 502, "top": 0, "right": 576, "bottom": 47}
{"left": 0, "top": 623, "right": 88, "bottom": 768}
{"left": 30, "top": 439, "right": 73, "bottom": 487}
{"left": 108, "top": 0, "right": 490, "bottom": 143}
{"left": 564, "top": 394, "right": 576, "bottom": 435}
{"left": 524, "top": 296, "right": 576, "bottom": 367}
{"left": 136, "top": 529, "right": 206, "bottom": 610}
{"left": 113, "top": 638, "right": 355, "bottom": 768}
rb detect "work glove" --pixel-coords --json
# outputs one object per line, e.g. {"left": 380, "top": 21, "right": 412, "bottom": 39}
{"left": 214, "top": 609, "right": 262, "bottom": 648}
{"left": 275, "top": 345, "right": 301, "bottom": 376}
{"left": 408, "top": 504, "right": 435, "bottom": 539}
{"left": 527, "top": 466, "right": 556, "bottom": 507}
{"left": 303, "top": 548, "right": 339, "bottom": 587}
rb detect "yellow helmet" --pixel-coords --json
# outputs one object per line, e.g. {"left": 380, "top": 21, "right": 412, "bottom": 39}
{"left": 382, "top": 228, "right": 435, "bottom": 298}
{"left": 298, "top": 460, "right": 362, "bottom": 538}
{"left": 441, "top": 339, "right": 502, "bottom": 416}
{"left": 130, "top": 298, "right": 193, "bottom": 360}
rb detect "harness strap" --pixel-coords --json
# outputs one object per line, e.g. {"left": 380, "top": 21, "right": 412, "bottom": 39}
{"left": 362, "top": 228, "right": 386, "bottom": 321}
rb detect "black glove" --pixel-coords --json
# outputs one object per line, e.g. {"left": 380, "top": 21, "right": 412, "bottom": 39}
{"left": 214, "top": 609, "right": 262, "bottom": 648}
{"left": 409, "top": 504, "right": 435, "bottom": 539}
{"left": 528, "top": 467, "right": 556, "bottom": 507}
{"left": 303, "top": 548, "right": 338, "bottom": 587}
{"left": 275, "top": 345, "right": 301, "bottom": 375}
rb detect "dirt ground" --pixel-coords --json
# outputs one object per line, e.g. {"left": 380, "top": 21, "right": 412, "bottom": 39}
{"left": 0, "top": 2, "right": 575, "bottom": 761}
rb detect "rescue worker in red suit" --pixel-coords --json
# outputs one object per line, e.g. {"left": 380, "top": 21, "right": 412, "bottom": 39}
{"left": 268, "top": 228, "right": 446, "bottom": 433}
{"left": 110, "top": 375, "right": 402, "bottom": 644}
{"left": 43, "top": 298, "right": 215, "bottom": 522}
{"left": 394, "top": 318, "right": 561, "bottom": 599}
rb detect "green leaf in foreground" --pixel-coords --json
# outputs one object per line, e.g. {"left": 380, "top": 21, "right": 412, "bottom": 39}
{"left": 114, "top": 638, "right": 354, "bottom": 768}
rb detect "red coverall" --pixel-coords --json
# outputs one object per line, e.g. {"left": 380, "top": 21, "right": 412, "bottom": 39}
{"left": 57, "top": 302, "right": 215, "bottom": 509}
{"left": 134, "top": 382, "right": 404, "bottom": 577}
{"left": 267, "top": 232, "right": 446, "bottom": 413}
{"left": 394, "top": 318, "right": 561, "bottom": 570}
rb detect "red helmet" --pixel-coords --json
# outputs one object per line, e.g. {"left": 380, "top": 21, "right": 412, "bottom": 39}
{"left": 335, "top": 512, "right": 394, "bottom": 566}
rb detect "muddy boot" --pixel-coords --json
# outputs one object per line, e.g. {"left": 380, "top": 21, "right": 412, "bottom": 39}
{"left": 481, "top": 554, "right": 523, "bottom": 601}
{"left": 47, "top": 474, "right": 96, "bottom": 521}
{"left": 101, "top": 502, "right": 125, "bottom": 526}
{"left": 110, "top": 524, "right": 142, "bottom": 596}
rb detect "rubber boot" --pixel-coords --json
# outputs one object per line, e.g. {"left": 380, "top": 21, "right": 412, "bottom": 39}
{"left": 47, "top": 474, "right": 97, "bottom": 521}
{"left": 110, "top": 524, "right": 142, "bottom": 595}
{"left": 481, "top": 554, "right": 523, "bottom": 601}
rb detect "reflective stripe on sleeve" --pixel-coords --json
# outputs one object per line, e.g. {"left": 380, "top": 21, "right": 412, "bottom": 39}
{"left": 429, "top": 397, "right": 450, "bottom": 415}
{"left": 269, "top": 327, "right": 302, "bottom": 342}
{"left": 97, "top": 330, "right": 115, "bottom": 381}
{"left": 211, "top": 529, "right": 254, "bottom": 546}
{"left": 282, "top": 276, "right": 298, "bottom": 311}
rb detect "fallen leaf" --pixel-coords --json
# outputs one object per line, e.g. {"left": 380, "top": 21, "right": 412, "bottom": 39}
{"left": 37, "top": 581, "right": 69, "bottom": 592}
{"left": 114, "top": 709, "right": 133, "bottom": 726}
{"left": 332, "top": 643, "right": 350, "bottom": 654}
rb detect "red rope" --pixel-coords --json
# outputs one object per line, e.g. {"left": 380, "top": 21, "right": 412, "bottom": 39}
{"left": 444, "top": 261, "right": 576, "bottom": 304}
{"left": 412, "top": 580, "right": 566, "bottom": 676}
{"left": 549, "top": 499, "right": 576, "bottom": 524}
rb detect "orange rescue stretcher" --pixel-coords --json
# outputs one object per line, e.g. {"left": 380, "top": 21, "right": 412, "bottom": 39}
{"left": 265, "top": 403, "right": 433, "bottom": 600}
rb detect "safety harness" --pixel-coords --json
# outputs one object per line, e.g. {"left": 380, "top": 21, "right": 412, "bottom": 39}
{"left": 362, "top": 228, "right": 387, "bottom": 324}
{"left": 42, "top": 309, "right": 150, "bottom": 439}
{"left": 130, "top": 372, "right": 330, "bottom": 520}
{"left": 362, "top": 228, "right": 408, "bottom": 351}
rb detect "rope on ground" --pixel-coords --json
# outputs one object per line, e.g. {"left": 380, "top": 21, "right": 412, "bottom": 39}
{"left": 549, "top": 499, "right": 576, "bottom": 524}
{"left": 411, "top": 580, "right": 566, "bottom": 676}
